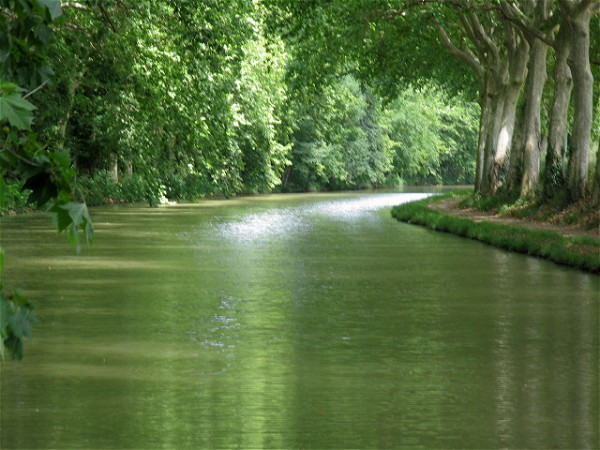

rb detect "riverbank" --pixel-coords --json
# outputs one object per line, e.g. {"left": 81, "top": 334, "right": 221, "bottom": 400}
{"left": 391, "top": 193, "right": 600, "bottom": 274}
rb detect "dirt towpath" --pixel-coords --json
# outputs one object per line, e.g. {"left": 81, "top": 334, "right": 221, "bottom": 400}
{"left": 428, "top": 197, "right": 600, "bottom": 241}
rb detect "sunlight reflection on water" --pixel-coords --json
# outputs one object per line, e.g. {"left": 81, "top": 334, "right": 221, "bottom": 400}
{"left": 216, "top": 193, "right": 431, "bottom": 243}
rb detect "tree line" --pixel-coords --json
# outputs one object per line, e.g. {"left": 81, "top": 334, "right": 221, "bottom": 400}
{"left": 270, "top": 0, "right": 599, "bottom": 204}
{"left": 2, "top": 0, "right": 479, "bottom": 211}
{"left": 2, "top": 2, "right": 599, "bottom": 210}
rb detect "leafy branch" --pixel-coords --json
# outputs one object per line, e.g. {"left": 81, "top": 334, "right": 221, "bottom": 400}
{"left": 1, "top": 0, "right": 93, "bottom": 361}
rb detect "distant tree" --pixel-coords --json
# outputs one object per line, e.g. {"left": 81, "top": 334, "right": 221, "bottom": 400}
{"left": 284, "top": 76, "right": 392, "bottom": 191}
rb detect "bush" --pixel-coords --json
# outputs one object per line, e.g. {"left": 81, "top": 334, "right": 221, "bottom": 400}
{"left": 77, "top": 171, "right": 161, "bottom": 206}
{"left": 77, "top": 171, "right": 120, "bottom": 206}
{"left": 162, "top": 173, "right": 212, "bottom": 201}
{"left": 0, "top": 178, "right": 32, "bottom": 214}
{"left": 120, "top": 174, "right": 158, "bottom": 204}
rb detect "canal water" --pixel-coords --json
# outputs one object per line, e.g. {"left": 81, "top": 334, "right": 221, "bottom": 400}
{"left": 1, "top": 191, "right": 598, "bottom": 449}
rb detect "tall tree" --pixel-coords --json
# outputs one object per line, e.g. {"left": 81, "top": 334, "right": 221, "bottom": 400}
{"left": 560, "top": 0, "right": 599, "bottom": 201}
{"left": 502, "top": 0, "right": 553, "bottom": 197}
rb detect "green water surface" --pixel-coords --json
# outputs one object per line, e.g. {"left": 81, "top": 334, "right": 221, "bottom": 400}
{"left": 1, "top": 192, "right": 598, "bottom": 449}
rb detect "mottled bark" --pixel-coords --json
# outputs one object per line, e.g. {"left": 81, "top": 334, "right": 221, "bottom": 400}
{"left": 481, "top": 33, "right": 529, "bottom": 195}
{"left": 543, "top": 22, "right": 573, "bottom": 202}
{"left": 481, "top": 65, "right": 507, "bottom": 195}
{"left": 508, "top": 101, "right": 526, "bottom": 194}
{"left": 564, "top": 0, "right": 598, "bottom": 201}
{"left": 593, "top": 140, "right": 600, "bottom": 204}
{"left": 509, "top": 38, "right": 549, "bottom": 196}
{"left": 475, "top": 84, "right": 491, "bottom": 192}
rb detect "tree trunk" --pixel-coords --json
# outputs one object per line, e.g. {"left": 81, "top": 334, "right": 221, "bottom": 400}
{"left": 475, "top": 79, "right": 491, "bottom": 193}
{"left": 482, "top": 35, "right": 529, "bottom": 195}
{"left": 515, "top": 38, "right": 549, "bottom": 197}
{"left": 565, "top": 1, "right": 597, "bottom": 201}
{"left": 58, "top": 70, "right": 85, "bottom": 148}
{"left": 109, "top": 153, "right": 119, "bottom": 183}
{"left": 480, "top": 66, "right": 505, "bottom": 195}
{"left": 485, "top": 86, "right": 507, "bottom": 195}
{"left": 125, "top": 162, "right": 133, "bottom": 178}
{"left": 508, "top": 101, "right": 526, "bottom": 194}
{"left": 593, "top": 139, "right": 600, "bottom": 204}
{"left": 543, "top": 21, "right": 573, "bottom": 202}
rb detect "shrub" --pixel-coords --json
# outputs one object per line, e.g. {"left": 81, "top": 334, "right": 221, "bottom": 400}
{"left": 0, "top": 179, "right": 32, "bottom": 214}
{"left": 121, "top": 174, "right": 156, "bottom": 203}
{"left": 77, "top": 171, "right": 120, "bottom": 206}
{"left": 77, "top": 172, "right": 161, "bottom": 206}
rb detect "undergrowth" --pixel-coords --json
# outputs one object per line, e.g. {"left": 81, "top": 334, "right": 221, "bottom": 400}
{"left": 459, "top": 191, "right": 600, "bottom": 231}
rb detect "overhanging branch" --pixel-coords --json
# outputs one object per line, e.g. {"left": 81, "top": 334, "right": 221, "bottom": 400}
{"left": 433, "top": 19, "right": 484, "bottom": 77}
{"left": 498, "top": 2, "right": 556, "bottom": 47}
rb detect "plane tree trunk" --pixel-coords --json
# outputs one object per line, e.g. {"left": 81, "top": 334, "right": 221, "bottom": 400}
{"left": 543, "top": 21, "right": 573, "bottom": 202}
{"left": 508, "top": 37, "right": 549, "bottom": 197}
{"left": 561, "top": 0, "right": 598, "bottom": 202}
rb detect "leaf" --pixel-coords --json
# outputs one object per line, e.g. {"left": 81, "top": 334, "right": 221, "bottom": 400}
{"left": 0, "top": 93, "right": 36, "bottom": 130}
{"left": 23, "top": 171, "right": 58, "bottom": 207}
{"left": 8, "top": 308, "right": 34, "bottom": 339}
{"left": 63, "top": 202, "right": 93, "bottom": 236}
{"left": 1, "top": 291, "right": 37, "bottom": 361}
{"left": 48, "top": 202, "right": 73, "bottom": 233}
{"left": 38, "top": 0, "right": 62, "bottom": 20}
{"left": 0, "top": 293, "right": 10, "bottom": 337}
{"left": 0, "top": 176, "right": 4, "bottom": 210}
{"left": 49, "top": 202, "right": 94, "bottom": 253}
{"left": 33, "top": 24, "right": 53, "bottom": 46}
{"left": 4, "top": 336, "right": 23, "bottom": 361}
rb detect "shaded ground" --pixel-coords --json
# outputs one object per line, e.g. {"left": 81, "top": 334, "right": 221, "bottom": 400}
{"left": 429, "top": 197, "right": 600, "bottom": 240}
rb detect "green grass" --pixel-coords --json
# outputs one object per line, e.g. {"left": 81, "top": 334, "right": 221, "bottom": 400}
{"left": 391, "top": 194, "right": 600, "bottom": 274}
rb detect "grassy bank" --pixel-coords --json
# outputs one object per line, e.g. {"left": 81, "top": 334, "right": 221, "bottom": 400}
{"left": 391, "top": 194, "right": 600, "bottom": 274}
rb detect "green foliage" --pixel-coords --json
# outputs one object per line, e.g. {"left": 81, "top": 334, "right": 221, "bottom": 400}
{"left": 269, "top": 0, "right": 478, "bottom": 101}
{"left": 12, "top": 0, "right": 482, "bottom": 205}
{"left": 284, "top": 76, "right": 392, "bottom": 191}
{"left": 163, "top": 173, "right": 213, "bottom": 202}
{"left": 76, "top": 171, "right": 120, "bottom": 206}
{"left": 0, "top": 177, "right": 31, "bottom": 213}
{"left": 121, "top": 174, "right": 161, "bottom": 204}
{"left": 28, "top": 0, "right": 296, "bottom": 199}
{"left": 48, "top": 201, "right": 93, "bottom": 254}
{"left": 381, "top": 85, "right": 478, "bottom": 185}
{"left": 76, "top": 171, "right": 161, "bottom": 206}
{"left": 0, "top": 0, "right": 61, "bottom": 89}
{"left": 235, "top": 30, "right": 291, "bottom": 192}
{"left": 459, "top": 191, "right": 521, "bottom": 212}
{"left": 0, "top": 85, "right": 36, "bottom": 130}
{"left": 0, "top": 287, "right": 38, "bottom": 361}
